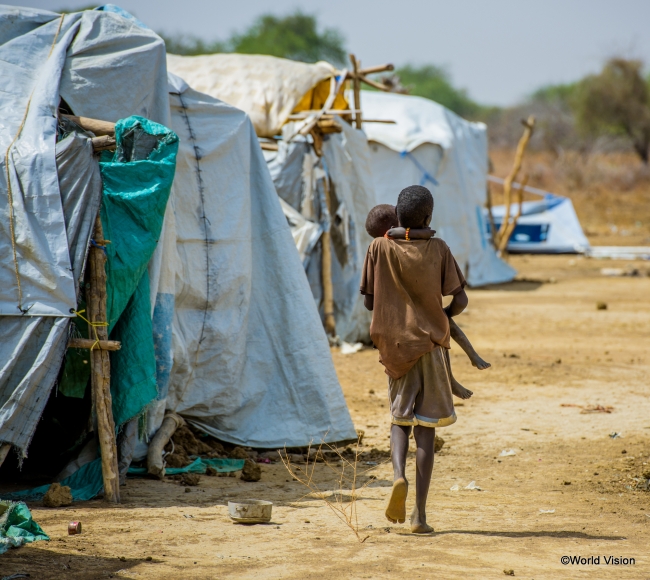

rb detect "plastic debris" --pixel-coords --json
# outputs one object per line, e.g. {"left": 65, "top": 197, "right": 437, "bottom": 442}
{"left": 464, "top": 481, "right": 482, "bottom": 491}
{"left": 340, "top": 342, "right": 364, "bottom": 355}
{"left": 449, "top": 484, "right": 460, "bottom": 491}
{"left": 609, "top": 432, "right": 623, "bottom": 439}
{"left": 539, "top": 509, "right": 555, "bottom": 514}
{"left": 499, "top": 449, "right": 517, "bottom": 457}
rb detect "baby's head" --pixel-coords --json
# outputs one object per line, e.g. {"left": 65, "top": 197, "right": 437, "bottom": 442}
{"left": 396, "top": 185, "right": 433, "bottom": 228}
{"left": 365, "top": 204, "right": 397, "bottom": 238}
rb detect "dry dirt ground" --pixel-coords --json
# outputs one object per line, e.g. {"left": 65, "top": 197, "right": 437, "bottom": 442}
{"left": 2, "top": 255, "right": 650, "bottom": 579}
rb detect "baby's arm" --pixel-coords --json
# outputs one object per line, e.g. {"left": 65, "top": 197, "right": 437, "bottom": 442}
{"left": 386, "top": 227, "right": 435, "bottom": 240}
{"left": 448, "top": 317, "right": 491, "bottom": 370}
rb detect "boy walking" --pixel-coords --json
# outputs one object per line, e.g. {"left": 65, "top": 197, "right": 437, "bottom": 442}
{"left": 360, "top": 185, "right": 469, "bottom": 534}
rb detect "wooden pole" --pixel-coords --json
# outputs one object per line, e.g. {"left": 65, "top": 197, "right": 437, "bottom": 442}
{"left": 68, "top": 338, "right": 121, "bottom": 351}
{"left": 321, "top": 178, "right": 336, "bottom": 336}
{"left": 87, "top": 214, "right": 120, "bottom": 503}
{"left": 0, "top": 443, "right": 10, "bottom": 469}
{"left": 358, "top": 63, "right": 394, "bottom": 76}
{"left": 349, "top": 54, "right": 362, "bottom": 129}
{"left": 495, "top": 116, "right": 535, "bottom": 253}
{"left": 61, "top": 114, "right": 115, "bottom": 136}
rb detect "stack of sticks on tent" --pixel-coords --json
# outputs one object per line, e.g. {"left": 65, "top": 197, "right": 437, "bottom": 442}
{"left": 64, "top": 114, "right": 121, "bottom": 503}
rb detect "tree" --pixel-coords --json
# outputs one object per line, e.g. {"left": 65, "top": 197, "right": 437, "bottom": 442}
{"left": 230, "top": 12, "right": 346, "bottom": 65}
{"left": 162, "top": 11, "right": 346, "bottom": 66}
{"left": 393, "top": 65, "right": 483, "bottom": 119}
{"left": 574, "top": 58, "right": 650, "bottom": 163}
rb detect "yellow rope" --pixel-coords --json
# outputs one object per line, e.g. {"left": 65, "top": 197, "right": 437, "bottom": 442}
{"left": 3, "top": 15, "right": 65, "bottom": 312}
{"left": 72, "top": 309, "right": 108, "bottom": 351}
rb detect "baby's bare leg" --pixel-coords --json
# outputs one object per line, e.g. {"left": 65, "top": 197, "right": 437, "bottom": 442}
{"left": 410, "top": 425, "right": 435, "bottom": 533}
{"left": 444, "top": 348, "right": 473, "bottom": 400}
{"left": 449, "top": 318, "right": 491, "bottom": 370}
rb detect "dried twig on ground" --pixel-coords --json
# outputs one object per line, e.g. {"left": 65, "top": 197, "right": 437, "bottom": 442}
{"left": 280, "top": 437, "right": 387, "bottom": 543}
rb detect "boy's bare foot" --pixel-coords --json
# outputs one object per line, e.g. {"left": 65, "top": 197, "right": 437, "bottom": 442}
{"left": 469, "top": 352, "right": 491, "bottom": 370}
{"left": 451, "top": 376, "right": 473, "bottom": 400}
{"left": 410, "top": 507, "right": 434, "bottom": 534}
{"left": 385, "top": 477, "right": 408, "bottom": 524}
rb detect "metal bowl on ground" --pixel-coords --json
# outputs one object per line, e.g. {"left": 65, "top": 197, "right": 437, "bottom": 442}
{"left": 227, "top": 500, "right": 273, "bottom": 524}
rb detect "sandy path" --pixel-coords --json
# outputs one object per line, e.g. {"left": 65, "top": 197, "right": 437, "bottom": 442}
{"left": 1, "top": 256, "right": 649, "bottom": 579}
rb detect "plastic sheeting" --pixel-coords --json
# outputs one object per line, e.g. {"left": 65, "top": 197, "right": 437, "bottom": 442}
{"left": 0, "top": 131, "right": 102, "bottom": 456}
{"left": 0, "top": 6, "right": 172, "bottom": 457}
{"left": 166, "top": 53, "right": 337, "bottom": 138}
{"left": 361, "top": 91, "right": 516, "bottom": 287}
{"left": 265, "top": 120, "right": 376, "bottom": 343}
{"left": 164, "top": 81, "right": 356, "bottom": 447}
{"left": 0, "top": 500, "right": 49, "bottom": 554}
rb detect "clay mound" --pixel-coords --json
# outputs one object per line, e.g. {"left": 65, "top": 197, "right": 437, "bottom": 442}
{"left": 43, "top": 483, "right": 72, "bottom": 508}
{"left": 229, "top": 446, "right": 250, "bottom": 460}
{"left": 180, "top": 473, "right": 200, "bottom": 486}
{"left": 240, "top": 459, "right": 261, "bottom": 482}
{"left": 171, "top": 425, "right": 220, "bottom": 457}
{"left": 172, "top": 425, "right": 201, "bottom": 456}
{"left": 165, "top": 451, "right": 192, "bottom": 468}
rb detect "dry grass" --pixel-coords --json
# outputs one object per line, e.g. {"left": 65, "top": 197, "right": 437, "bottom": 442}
{"left": 280, "top": 437, "right": 388, "bottom": 543}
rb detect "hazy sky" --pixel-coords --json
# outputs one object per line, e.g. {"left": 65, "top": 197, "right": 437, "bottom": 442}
{"left": 18, "top": 0, "right": 650, "bottom": 105}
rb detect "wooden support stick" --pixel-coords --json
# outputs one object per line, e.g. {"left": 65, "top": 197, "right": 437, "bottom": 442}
{"left": 260, "top": 141, "right": 279, "bottom": 151}
{"left": 358, "top": 63, "right": 394, "bottom": 76}
{"left": 500, "top": 175, "right": 527, "bottom": 252}
{"left": 316, "top": 118, "right": 343, "bottom": 133}
{"left": 0, "top": 443, "right": 10, "bottom": 469}
{"left": 92, "top": 135, "right": 116, "bottom": 152}
{"left": 288, "top": 109, "right": 360, "bottom": 119}
{"left": 358, "top": 74, "right": 392, "bottom": 92}
{"left": 62, "top": 114, "right": 115, "bottom": 136}
{"left": 495, "top": 116, "right": 535, "bottom": 254}
{"left": 485, "top": 182, "right": 498, "bottom": 249}
{"left": 349, "top": 54, "right": 362, "bottom": 129}
{"left": 361, "top": 119, "right": 397, "bottom": 124}
{"left": 68, "top": 338, "right": 121, "bottom": 351}
{"left": 87, "top": 214, "right": 120, "bottom": 503}
{"left": 321, "top": 178, "right": 336, "bottom": 336}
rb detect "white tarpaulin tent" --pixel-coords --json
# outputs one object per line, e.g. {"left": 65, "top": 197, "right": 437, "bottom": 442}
{"left": 360, "top": 91, "right": 516, "bottom": 286}
{"left": 486, "top": 178, "right": 590, "bottom": 253}
{"left": 168, "top": 53, "right": 376, "bottom": 342}
{"left": 163, "top": 74, "right": 355, "bottom": 446}
{"left": 166, "top": 53, "right": 338, "bottom": 138}
{"left": 0, "top": 5, "right": 355, "bottom": 466}
{"left": 265, "top": 120, "right": 377, "bottom": 343}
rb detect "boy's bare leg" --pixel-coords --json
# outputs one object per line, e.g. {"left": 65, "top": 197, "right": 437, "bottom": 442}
{"left": 386, "top": 424, "right": 410, "bottom": 524}
{"left": 411, "top": 425, "right": 435, "bottom": 533}
{"left": 449, "top": 317, "right": 491, "bottom": 370}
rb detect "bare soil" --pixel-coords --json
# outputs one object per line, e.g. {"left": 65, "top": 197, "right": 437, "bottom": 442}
{"left": 2, "top": 255, "right": 649, "bottom": 579}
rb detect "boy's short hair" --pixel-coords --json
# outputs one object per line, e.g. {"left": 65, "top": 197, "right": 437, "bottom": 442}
{"left": 396, "top": 185, "right": 434, "bottom": 228}
{"left": 366, "top": 204, "right": 397, "bottom": 238}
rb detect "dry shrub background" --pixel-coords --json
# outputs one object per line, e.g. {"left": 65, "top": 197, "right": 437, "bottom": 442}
{"left": 489, "top": 148, "right": 650, "bottom": 246}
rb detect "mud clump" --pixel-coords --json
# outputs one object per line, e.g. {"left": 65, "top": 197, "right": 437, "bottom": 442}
{"left": 171, "top": 425, "right": 213, "bottom": 456}
{"left": 180, "top": 473, "right": 201, "bottom": 486}
{"left": 434, "top": 435, "right": 445, "bottom": 453}
{"left": 240, "top": 459, "right": 262, "bottom": 482}
{"left": 229, "top": 446, "right": 250, "bottom": 460}
{"left": 206, "top": 466, "right": 218, "bottom": 476}
{"left": 165, "top": 448, "right": 192, "bottom": 468}
{"left": 43, "top": 483, "right": 72, "bottom": 508}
